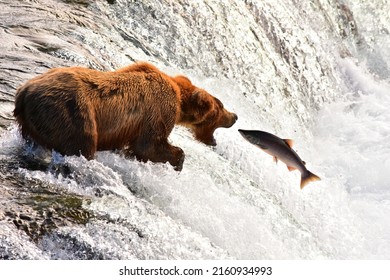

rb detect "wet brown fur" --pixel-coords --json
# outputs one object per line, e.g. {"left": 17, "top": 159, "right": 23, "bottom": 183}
{"left": 14, "top": 62, "right": 237, "bottom": 170}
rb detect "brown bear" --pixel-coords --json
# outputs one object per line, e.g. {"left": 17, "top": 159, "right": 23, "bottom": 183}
{"left": 13, "top": 62, "right": 237, "bottom": 171}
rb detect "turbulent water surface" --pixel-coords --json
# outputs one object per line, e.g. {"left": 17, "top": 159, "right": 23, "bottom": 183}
{"left": 0, "top": 0, "right": 389, "bottom": 259}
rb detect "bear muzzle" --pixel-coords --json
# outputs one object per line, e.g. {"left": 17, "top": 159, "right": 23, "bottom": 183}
{"left": 194, "top": 112, "right": 237, "bottom": 146}
{"left": 220, "top": 112, "right": 238, "bottom": 128}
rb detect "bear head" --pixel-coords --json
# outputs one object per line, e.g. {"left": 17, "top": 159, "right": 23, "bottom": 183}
{"left": 173, "top": 75, "right": 237, "bottom": 146}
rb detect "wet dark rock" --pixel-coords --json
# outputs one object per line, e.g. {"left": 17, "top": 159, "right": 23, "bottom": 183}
{"left": 1, "top": 162, "right": 92, "bottom": 243}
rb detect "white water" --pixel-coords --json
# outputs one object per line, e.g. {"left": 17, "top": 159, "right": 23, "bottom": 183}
{"left": 1, "top": 0, "right": 389, "bottom": 259}
{"left": 313, "top": 58, "right": 390, "bottom": 258}
{"left": 3, "top": 60, "right": 389, "bottom": 258}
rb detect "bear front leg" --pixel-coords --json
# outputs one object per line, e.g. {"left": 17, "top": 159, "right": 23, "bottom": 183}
{"left": 132, "top": 139, "right": 185, "bottom": 171}
{"left": 156, "top": 142, "right": 185, "bottom": 171}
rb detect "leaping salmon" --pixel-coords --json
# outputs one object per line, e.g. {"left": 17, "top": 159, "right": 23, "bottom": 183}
{"left": 238, "top": 129, "right": 321, "bottom": 189}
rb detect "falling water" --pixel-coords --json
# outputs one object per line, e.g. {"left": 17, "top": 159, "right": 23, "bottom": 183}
{"left": 0, "top": 0, "right": 389, "bottom": 259}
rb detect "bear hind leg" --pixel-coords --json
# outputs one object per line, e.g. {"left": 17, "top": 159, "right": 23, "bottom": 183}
{"left": 61, "top": 132, "right": 97, "bottom": 160}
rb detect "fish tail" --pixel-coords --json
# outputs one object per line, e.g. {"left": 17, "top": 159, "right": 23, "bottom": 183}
{"left": 300, "top": 170, "right": 321, "bottom": 189}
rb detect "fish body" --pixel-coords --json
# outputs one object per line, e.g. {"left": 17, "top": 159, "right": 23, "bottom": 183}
{"left": 238, "top": 129, "right": 320, "bottom": 189}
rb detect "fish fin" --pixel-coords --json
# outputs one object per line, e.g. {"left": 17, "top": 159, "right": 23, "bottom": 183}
{"left": 287, "top": 166, "right": 297, "bottom": 172}
{"left": 300, "top": 170, "right": 321, "bottom": 189}
{"left": 284, "top": 139, "right": 294, "bottom": 148}
{"left": 273, "top": 157, "right": 278, "bottom": 164}
{"left": 302, "top": 161, "right": 306, "bottom": 165}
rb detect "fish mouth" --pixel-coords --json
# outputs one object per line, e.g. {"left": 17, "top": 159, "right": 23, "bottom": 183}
{"left": 238, "top": 129, "right": 255, "bottom": 143}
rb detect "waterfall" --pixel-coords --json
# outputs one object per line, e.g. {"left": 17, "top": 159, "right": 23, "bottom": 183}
{"left": 0, "top": 0, "right": 389, "bottom": 259}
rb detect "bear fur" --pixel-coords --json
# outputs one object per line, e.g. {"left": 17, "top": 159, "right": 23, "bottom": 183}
{"left": 13, "top": 62, "right": 237, "bottom": 171}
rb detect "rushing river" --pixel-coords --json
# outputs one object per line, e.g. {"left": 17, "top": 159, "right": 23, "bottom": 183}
{"left": 0, "top": 0, "right": 389, "bottom": 259}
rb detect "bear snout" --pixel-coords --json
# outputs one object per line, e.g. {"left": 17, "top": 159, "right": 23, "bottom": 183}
{"left": 221, "top": 111, "right": 238, "bottom": 128}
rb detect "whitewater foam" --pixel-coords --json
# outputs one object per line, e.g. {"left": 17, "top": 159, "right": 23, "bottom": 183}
{"left": 312, "top": 58, "right": 390, "bottom": 258}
